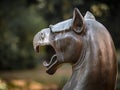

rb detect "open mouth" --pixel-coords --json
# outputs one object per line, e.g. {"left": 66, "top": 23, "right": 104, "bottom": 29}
{"left": 43, "top": 46, "right": 57, "bottom": 67}
{"left": 36, "top": 45, "right": 59, "bottom": 74}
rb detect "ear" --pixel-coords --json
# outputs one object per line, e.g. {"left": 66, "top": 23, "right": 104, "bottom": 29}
{"left": 72, "top": 8, "right": 85, "bottom": 34}
{"left": 84, "top": 11, "right": 95, "bottom": 20}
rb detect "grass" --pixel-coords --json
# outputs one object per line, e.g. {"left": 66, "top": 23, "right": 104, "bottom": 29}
{"left": 0, "top": 64, "right": 72, "bottom": 90}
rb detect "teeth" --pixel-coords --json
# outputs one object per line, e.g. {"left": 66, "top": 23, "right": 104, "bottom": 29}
{"left": 43, "top": 61, "right": 49, "bottom": 67}
{"left": 43, "top": 54, "right": 57, "bottom": 67}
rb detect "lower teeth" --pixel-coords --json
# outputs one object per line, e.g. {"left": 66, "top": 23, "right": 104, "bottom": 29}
{"left": 43, "top": 61, "right": 49, "bottom": 67}
{"left": 43, "top": 54, "right": 57, "bottom": 67}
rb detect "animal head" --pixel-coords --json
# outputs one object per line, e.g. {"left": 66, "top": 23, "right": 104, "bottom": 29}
{"left": 33, "top": 8, "right": 95, "bottom": 75}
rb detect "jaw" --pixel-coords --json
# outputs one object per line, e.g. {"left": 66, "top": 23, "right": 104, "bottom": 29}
{"left": 35, "top": 45, "right": 60, "bottom": 75}
{"left": 33, "top": 28, "right": 60, "bottom": 75}
{"left": 43, "top": 52, "right": 59, "bottom": 75}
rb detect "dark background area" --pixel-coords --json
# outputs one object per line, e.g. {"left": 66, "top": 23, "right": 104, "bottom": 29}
{"left": 0, "top": 0, "right": 120, "bottom": 90}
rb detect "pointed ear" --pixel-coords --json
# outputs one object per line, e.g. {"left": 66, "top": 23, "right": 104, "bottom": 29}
{"left": 72, "top": 8, "right": 85, "bottom": 34}
{"left": 84, "top": 11, "right": 95, "bottom": 20}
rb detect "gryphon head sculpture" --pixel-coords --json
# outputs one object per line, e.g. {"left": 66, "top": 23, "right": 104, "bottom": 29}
{"left": 33, "top": 8, "right": 118, "bottom": 90}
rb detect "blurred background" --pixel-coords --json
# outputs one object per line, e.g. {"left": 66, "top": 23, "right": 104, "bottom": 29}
{"left": 0, "top": 0, "right": 120, "bottom": 90}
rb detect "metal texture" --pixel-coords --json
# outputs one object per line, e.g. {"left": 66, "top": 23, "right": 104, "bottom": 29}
{"left": 33, "top": 8, "right": 118, "bottom": 90}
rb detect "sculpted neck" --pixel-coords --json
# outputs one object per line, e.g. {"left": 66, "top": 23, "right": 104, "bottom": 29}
{"left": 63, "top": 32, "right": 117, "bottom": 90}
{"left": 62, "top": 38, "right": 89, "bottom": 90}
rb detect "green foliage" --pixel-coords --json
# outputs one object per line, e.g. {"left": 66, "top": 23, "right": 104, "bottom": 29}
{"left": 36, "top": 0, "right": 85, "bottom": 24}
{"left": 0, "top": 0, "right": 119, "bottom": 70}
{"left": 0, "top": 0, "right": 47, "bottom": 70}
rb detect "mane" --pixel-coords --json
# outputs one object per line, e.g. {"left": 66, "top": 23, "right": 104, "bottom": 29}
{"left": 50, "top": 19, "right": 72, "bottom": 32}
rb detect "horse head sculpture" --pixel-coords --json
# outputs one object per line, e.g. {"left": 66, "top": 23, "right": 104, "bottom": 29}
{"left": 33, "top": 8, "right": 118, "bottom": 90}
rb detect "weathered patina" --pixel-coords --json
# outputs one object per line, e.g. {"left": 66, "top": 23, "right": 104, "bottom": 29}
{"left": 33, "top": 8, "right": 118, "bottom": 90}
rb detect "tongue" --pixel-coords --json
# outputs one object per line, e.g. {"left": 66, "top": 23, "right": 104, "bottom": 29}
{"left": 43, "top": 54, "right": 57, "bottom": 67}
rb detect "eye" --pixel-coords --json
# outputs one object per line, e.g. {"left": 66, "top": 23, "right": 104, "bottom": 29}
{"left": 39, "top": 32, "right": 45, "bottom": 40}
{"left": 41, "top": 32, "right": 45, "bottom": 39}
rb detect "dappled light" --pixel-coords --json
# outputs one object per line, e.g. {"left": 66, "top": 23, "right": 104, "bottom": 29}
{"left": 91, "top": 3, "right": 109, "bottom": 17}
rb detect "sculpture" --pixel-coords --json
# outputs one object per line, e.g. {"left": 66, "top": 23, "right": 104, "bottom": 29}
{"left": 33, "top": 8, "right": 118, "bottom": 90}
